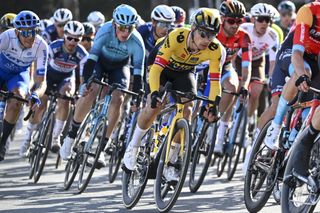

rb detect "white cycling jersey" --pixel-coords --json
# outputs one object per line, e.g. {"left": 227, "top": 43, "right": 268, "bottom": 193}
{"left": 238, "top": 23, "right": 279, "bottom": 61}
{"left": 0, "top": 29, "right": 48, "bottom": 76}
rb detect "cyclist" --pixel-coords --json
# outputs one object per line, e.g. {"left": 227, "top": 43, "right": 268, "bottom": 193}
{"left": 123, "top": 8, "right": 224, "bottom": 182}
{"left": 0, "top": 10, "right": 48, "bottom": 161}
{"left": 80, "top": 22, "right": 95, "bottom": 52}
{"left": 87, "top": 11, "right": 105, "bottom": 33}
{"left": 59, "top": 4, "right": 145, "bottom": 168}
{"left": 42, "top": 8, "right": 73, "bottom": 44}
{"left": 0, "top": 13, "right": 16, "bottom": 33}
{"left": 235, "top": 3, "right": 279, "bottom": 144}
{"left": 171, "top": 6, "right": 186, "bottom": 28}
{"left": 213, "top": 0, "right": 252, "bottom": 155}
{"left": 137, "top": 5, "right": 175, "bottom": 57}
{"left": 20, "top": 21, "right": 88, "bottom": 156}
{"left": 275, "top": 0, "right": 296, "bottom": 38}
{"left": 265, "top": 1, "right": 320, "bottom": 151}
{"left": 38, "top": 19, "right": 53, "bottom": 34}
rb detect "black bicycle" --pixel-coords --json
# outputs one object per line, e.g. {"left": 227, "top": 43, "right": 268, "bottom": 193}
{"left": 28, "top": 90, "right": 74, "bottom": 183}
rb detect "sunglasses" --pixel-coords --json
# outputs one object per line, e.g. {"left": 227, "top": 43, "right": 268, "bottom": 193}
{"left": 156, "top": 21, "right": 172, "bottom": 29}
{"left": 197, "top": 28, "right": 216, "bottom": 40}
{"left": 57, "top": 23, "right": 65, "bottom": 28}
{"left": 281, "top": 13, "right": 293, "bottom": 17}
{"left": 19, "top": 29, "right": 37, "bottom": 38}
{"left": 225, "top": 17, "right": 243, "bottom": 25}
{"left": 66, "top": 36, "right": 81, "bottom": 42}
{"left": 255, "top": 16, "right": 271, "bottom": 23}
{"left": 81, "top": 37, "right": 93, "bottom": 42}
{"left": 116, "top": 24, "right": 135, "bottom": 33}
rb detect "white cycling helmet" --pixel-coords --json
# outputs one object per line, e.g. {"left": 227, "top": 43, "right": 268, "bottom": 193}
{"left": 53, "top": 8, "right": 73, "bottom": 23}
{"left": 39, "top": 19, "right": 53, "bottom": 32}
{"left": 250, "top": 3, "right": 275, "bottom": 17}
{"left": 87, "top": 11, "right": 105, "bottom": 26}
{"left": 151, "top": 5, "right": 175, "bottom": 22}
{"left": 64, "top": 21, "right": 84, "bottom": 36}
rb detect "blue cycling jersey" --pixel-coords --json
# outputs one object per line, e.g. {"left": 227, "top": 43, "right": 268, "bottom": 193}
{"left": 89, "top": 21, "right": 145, "bottom": 76}
{"left": 48, "top": 39, "right": 88, "bottom": 75}
{"left": 42, "top": 24, "right": 59, "bottom": 44}
{"left": 137, "top": 22, "right": 156, "bottom": 57}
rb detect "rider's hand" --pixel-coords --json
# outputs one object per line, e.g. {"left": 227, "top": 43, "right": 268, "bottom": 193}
{"left": 130, "top": 99, "right": 139, "bottom": 112}
{"left": 239, "top": 87, "right": 248, "bottom": 103}
{"left": 295, "top": 74, "right": 311, "bottom": 93}
{"left": 207, "top": 105, "right": 220, "bottom": 123}
{"left": 150, "top": 91, "right": 162, "bottom": 109}
{"left": 28, "top": 92, "right": 41, "bottom": 111}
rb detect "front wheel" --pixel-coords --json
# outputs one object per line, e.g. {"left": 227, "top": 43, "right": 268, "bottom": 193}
{"left": 77, "top": 118, "right": 107, "bottom": 194}
{"left": 154, "top": 119, "right": 191, "bottom": 213}
{"left": 189, "top": 122, "right": 216, "bottom": 193}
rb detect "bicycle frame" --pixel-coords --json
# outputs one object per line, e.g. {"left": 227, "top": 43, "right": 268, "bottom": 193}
{"left": 164, "top": 103, "right": 185, "bottom": 165}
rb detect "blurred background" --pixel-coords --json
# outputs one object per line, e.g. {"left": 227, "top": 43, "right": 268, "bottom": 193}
{"left": 1, "top": 0, "right": 313, "bottom": 22}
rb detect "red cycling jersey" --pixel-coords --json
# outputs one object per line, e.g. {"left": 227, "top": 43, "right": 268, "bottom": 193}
{"left": 293, "top": 2, "right": 320, "bottom": 55}
{"left": 217, "top": 26, "right": 252, "bottom": 66}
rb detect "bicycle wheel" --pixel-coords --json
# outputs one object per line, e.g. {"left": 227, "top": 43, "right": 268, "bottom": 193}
{"left": 64, "top": 109, "right": 94, "bottom": 190}
{"left": 244, "top": 120, "right": 276, "bottom": 212}
{"left": 28, "top": 129, "right": 40, "bottom": 179}
{"left": 216, "top": 154, "right": 228, "bottom": 177}
{"left": 122, "top": 128, "right": 154, "bottom": 209}
{"left": 154, "top": 118, "right": 191, "bottom": 213}
{"left": 78, "top": 118, "right": 107, "bottom": 193}
{"left": 281, "top": 138, "right": 320, "bottom": 213}
{"left": 227, "top": 109, "right": 247, "bottom": 181}
{"left": 108, "top": 121, "right": 125, "bottom": 183}
{"left": 33, "top": 112, "right": 54, "bottom": 183}
{"left": 189, "top": 122, "right": 217, "bottom": 193}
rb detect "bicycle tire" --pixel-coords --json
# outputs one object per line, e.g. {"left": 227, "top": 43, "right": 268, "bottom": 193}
{"left": 216, "top": 154, "right": 228, "bottom": 177}
{"left": 189, "top": 122, "right": 217, "bottom": 193}
{"left": 154, "top": 118, "right": 191, "bottom": 213}
{"left": 64, "top": 109, "right": 94, "bottom": 190}
{"left": 78, "top": 118, "right": 107, "bottom": 194}
{"left": 33, "top": 111, "right": 54, "bottom": 183}
{"left": 281, "top": 137, "right": 320, "bottom": 213}
{"left": 122, "top": 128, "right": 154, "bottom": 209}
{"left": 227, "top": 109, "right": 247, "bottom": 181}
{"left": 244, "top": 120, "right": 274, "bottom": 212}
{"left": 28, "top": 129, "right": 40, "bottom": 179}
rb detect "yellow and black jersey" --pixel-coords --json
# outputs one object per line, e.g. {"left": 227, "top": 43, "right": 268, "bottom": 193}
{"left": 149, "top": 27, "right": 224, "bottom": 101}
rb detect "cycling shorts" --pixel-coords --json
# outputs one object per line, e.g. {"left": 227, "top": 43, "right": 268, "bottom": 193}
{"left": 0, "top": 70, "right": 30, "bottom": 95}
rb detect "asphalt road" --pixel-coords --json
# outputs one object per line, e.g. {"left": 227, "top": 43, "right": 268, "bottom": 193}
{"left": 0, "top": 131, "right": 317, "bottom": 213}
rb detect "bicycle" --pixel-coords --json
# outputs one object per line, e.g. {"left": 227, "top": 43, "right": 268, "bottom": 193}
{"left": 63, "top": 77, "right": 138, "bottom": 193}
{"left": 28, "top": 90, "right": 74, "bottom": 183}
{"left": 243, "top": 90, "right": 308, "bottom": 212}
{"left": 189, "top": 112, "right": 218, "bottom": 193}
{"left": 122, "top": 83, "right": 173, "bottom": 209}
{"left": 281, "top": 87, "right": 320, "bottom": 213}
{"left": 153, "top": 87, "right": 218, "bottom": 212}
{"left": 108, "top": 90, "right": 144, "bottom": 183}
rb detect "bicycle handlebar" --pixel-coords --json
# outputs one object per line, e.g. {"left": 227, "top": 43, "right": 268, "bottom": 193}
{"left": 287, "top": 86, "right": 320, "bottom": 106}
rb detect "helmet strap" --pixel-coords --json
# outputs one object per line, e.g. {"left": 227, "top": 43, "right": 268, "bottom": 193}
{"left": 188, "top": 28, "right": 200, "bottom": 53}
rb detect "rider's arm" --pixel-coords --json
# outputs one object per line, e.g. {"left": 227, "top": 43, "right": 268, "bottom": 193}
{"left": 33, "top": 41, "right": 49, "bottom": 97}
{"left": 149, "top": 34, "right": 174, "bottom": 93}
{"left": 0, "top": 31, "right": 10, "bottom": 50}
{"left": 292, "top": 5, "right": 313, "bottom": 77}
{"left": 207, "top": 44, "right": 224, "bottom": 102}
{"left": 239, "top": 32, "right": 252, "bottom": 89}
{"left": 131, "top": 33, "right": 146, "bottom": 93}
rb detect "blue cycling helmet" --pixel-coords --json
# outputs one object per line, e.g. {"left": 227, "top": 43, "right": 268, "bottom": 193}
{"left": 14, "top": 10, "right": 40, "bottom": 29}
{"left": 112, "top": 4, "right": 138, "bottom": 25}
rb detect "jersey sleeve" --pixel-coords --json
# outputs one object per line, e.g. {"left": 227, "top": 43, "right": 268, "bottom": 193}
{"left": 131, "top": 35, "right": 146, "bottom": 76}
{"left": 35, "top": 41, "right": 49, "bottom": 76}
{"left": 79, "top": 52, "right": 89, "bottom": 77}
{"left": 293, "top": 5, "right": 313, "bottom": 53}
{"left": 207, "top": 43, "right": 223, "bottom": 101}
{"left": 88, "top": 27, "right": 108, "bottom": 62}
{"left": 240, "top": 32, "right": 252, "bottom": 68}
{"left": 268, "top": 30, "right": 279, "bottom": 62}
{"left": 0, "top": 31, "right": 10, "bottom": 51}
{"left": 149, "top": 32, "right": 176, "bottom": 93}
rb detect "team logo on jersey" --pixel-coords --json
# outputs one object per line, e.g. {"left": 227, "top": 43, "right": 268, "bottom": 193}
{"left": 208, "top": 42, "right": 219, "bottom": 51}
{"left": 177, "top": 32, "right": 185, "bottom": 43}
{"left": 27, "top": 52, "right": 32, "bottom": 56}
{"left": 180, "top": 53, "right": 186, "bottom": 58}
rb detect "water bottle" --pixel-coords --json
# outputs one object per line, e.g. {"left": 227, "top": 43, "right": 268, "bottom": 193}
{"left": 288, "top": 127, "right": 299, "bottom": 148}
